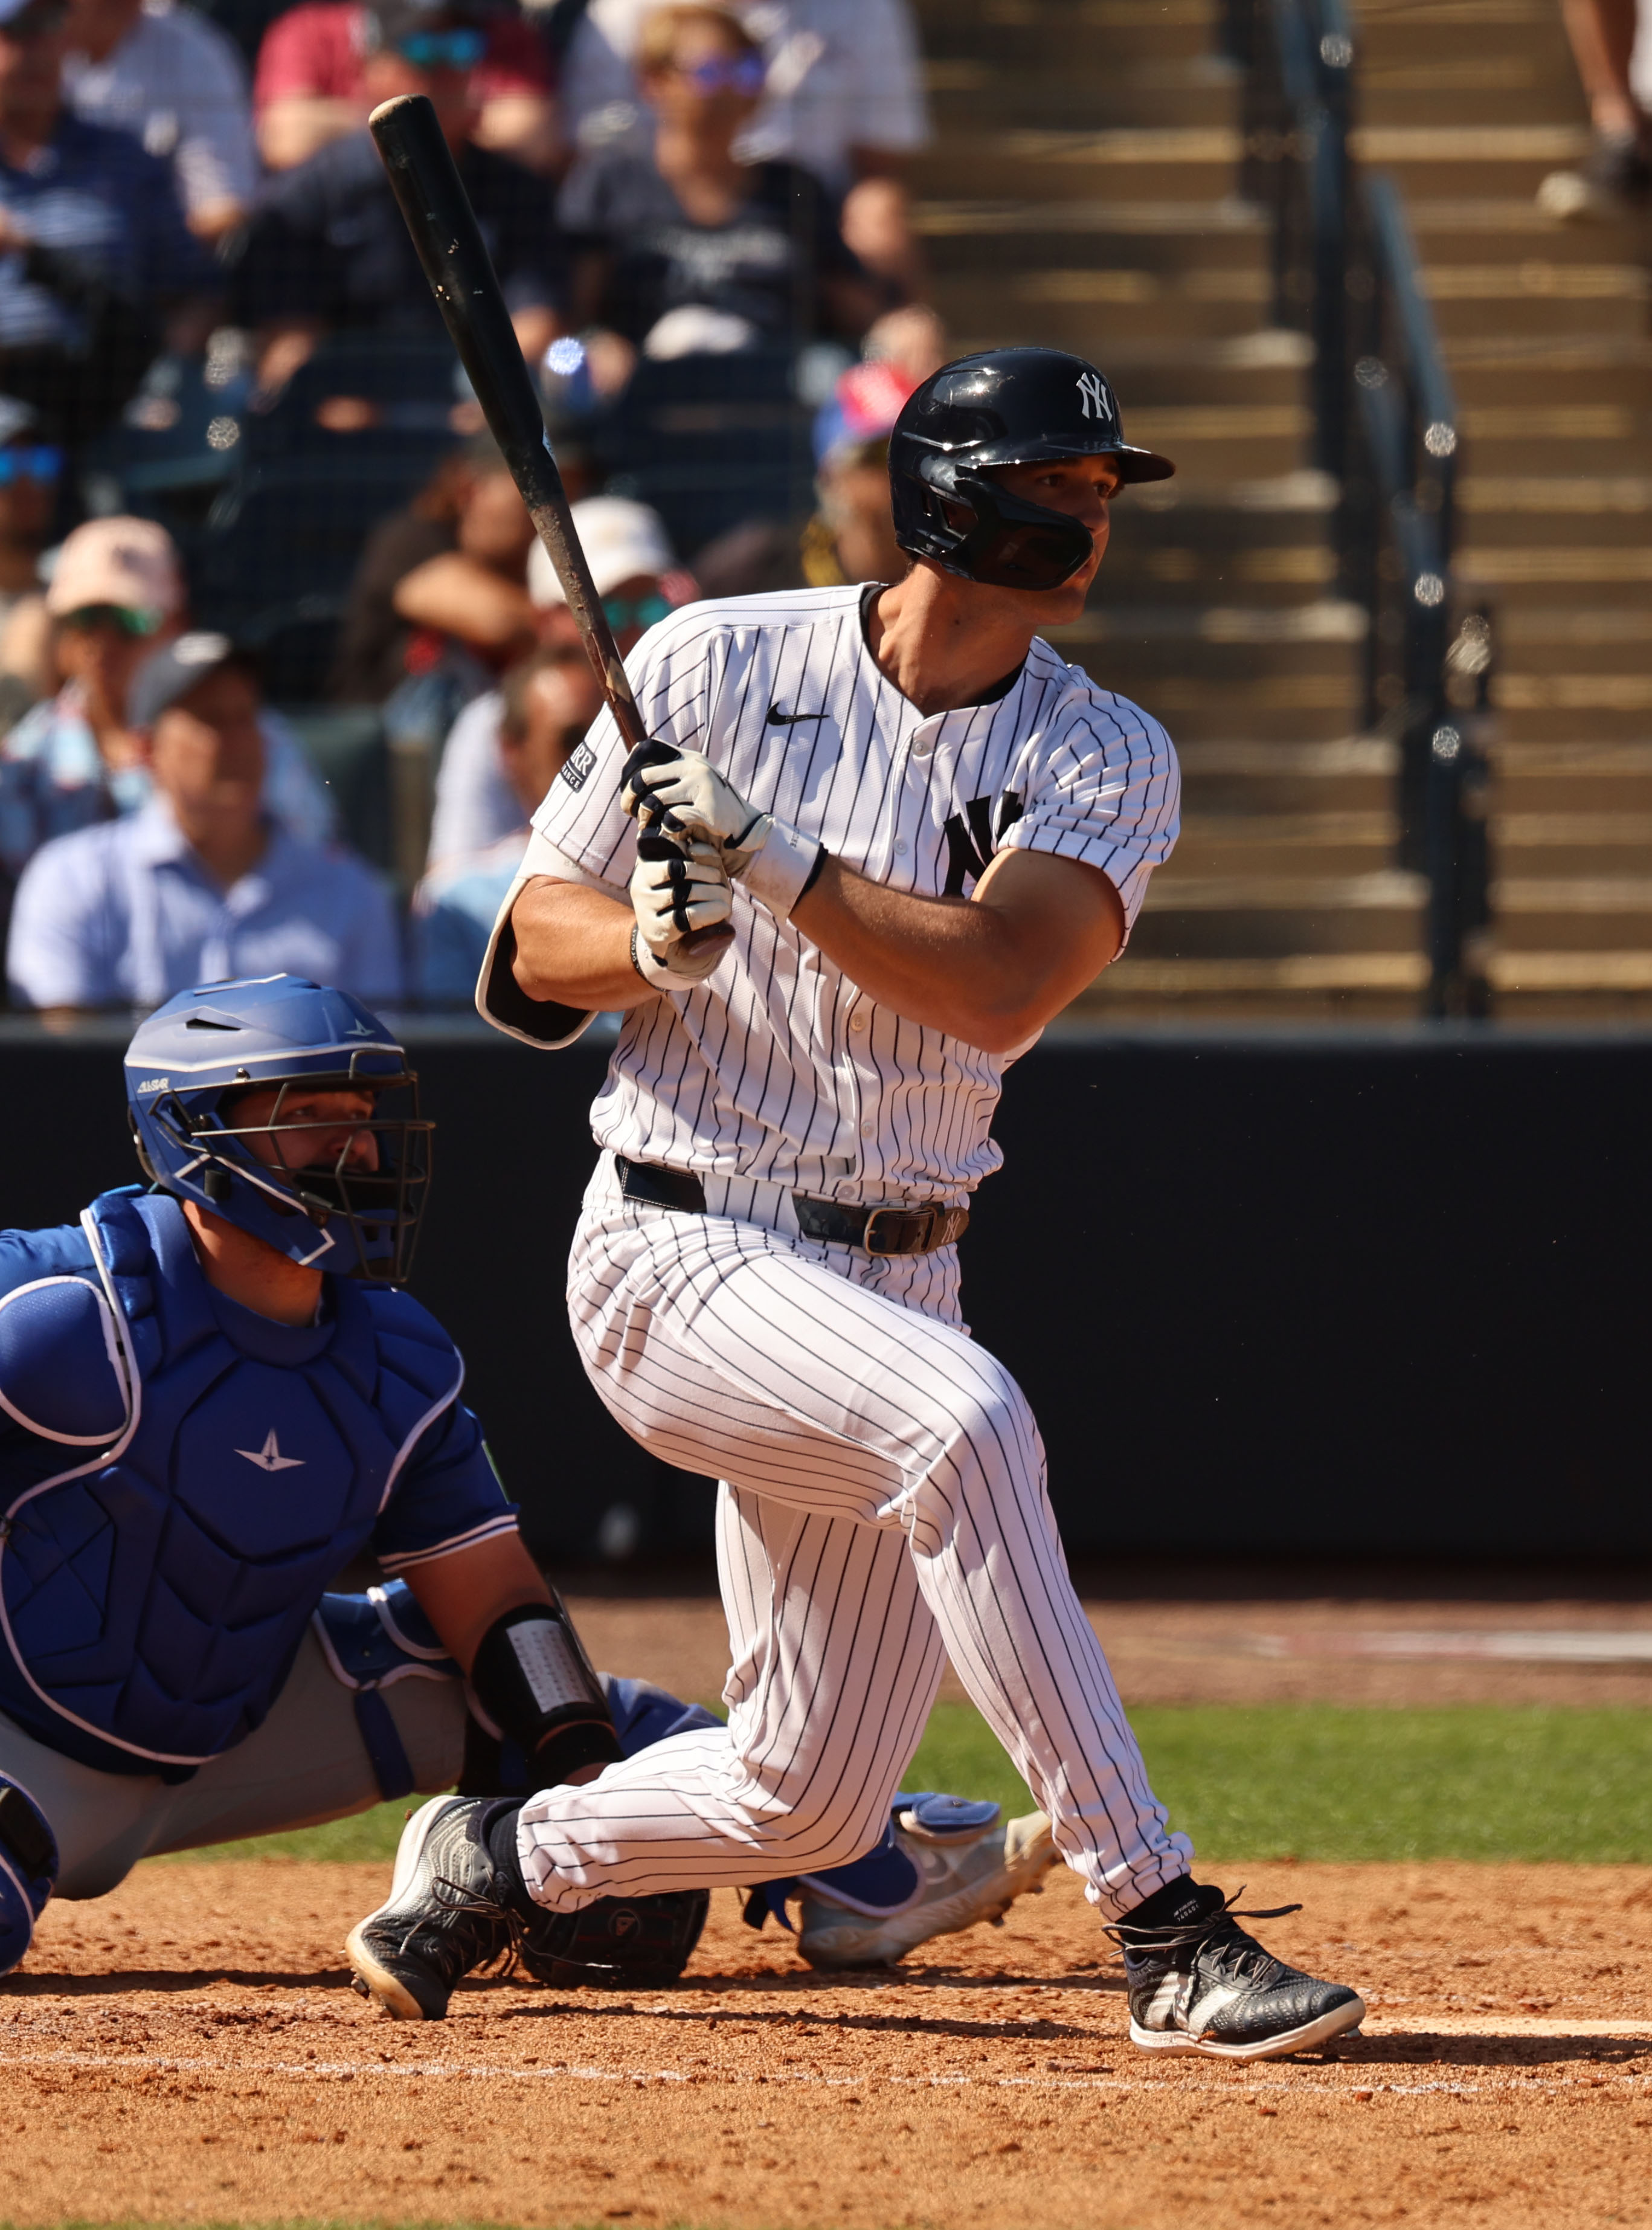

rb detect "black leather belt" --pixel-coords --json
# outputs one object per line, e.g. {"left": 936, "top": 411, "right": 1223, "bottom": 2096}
{"left": 613, "top": 1155, "right": 968, "bottom": 1257}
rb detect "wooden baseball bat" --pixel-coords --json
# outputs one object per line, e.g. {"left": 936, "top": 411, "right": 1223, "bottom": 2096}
{"left": 369, "top": 92, "right": 730, "bottom": 954}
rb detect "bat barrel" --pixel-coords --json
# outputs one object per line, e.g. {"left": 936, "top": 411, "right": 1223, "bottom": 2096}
{"left": 368, "top": 92, "right": 644, "bottom": 745}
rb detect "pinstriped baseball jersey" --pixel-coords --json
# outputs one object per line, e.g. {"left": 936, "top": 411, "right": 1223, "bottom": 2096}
{"left": 521, "top": 583, "right": 1180, "bottom": 1199}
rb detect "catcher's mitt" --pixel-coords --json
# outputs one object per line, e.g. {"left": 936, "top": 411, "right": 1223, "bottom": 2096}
{"left": 518, "top": 1890, "right": 710, "bottom": 1990}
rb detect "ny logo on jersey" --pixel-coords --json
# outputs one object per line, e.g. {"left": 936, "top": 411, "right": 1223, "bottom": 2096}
{"left": 1075, "top": 370, "right": 1111, "bottom": 423}
{"left": 942, "top": 791, "right": 1024, "bottom": 895}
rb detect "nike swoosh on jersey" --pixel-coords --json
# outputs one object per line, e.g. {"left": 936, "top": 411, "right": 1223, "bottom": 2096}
{"left": 767, "top": 702, "right": 830, "bottom": 726}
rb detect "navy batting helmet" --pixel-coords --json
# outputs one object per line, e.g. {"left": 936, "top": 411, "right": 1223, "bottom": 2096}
{"left": 889, "top": 347, "right": 1174, "bottom": 592}
{"left": 124, "top": 975, "right": 432, "bottom": 1283}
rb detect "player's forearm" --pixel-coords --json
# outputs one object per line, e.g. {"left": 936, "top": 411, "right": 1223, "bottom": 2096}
{"left": 402, "top": 1530, "right": 552, "bottom": 1674}
{"left": 509, "top": 875, "right": 656, "bottom": 1010}
{"left": 791, "top": 851, "right": 1123, "bottom": 1053}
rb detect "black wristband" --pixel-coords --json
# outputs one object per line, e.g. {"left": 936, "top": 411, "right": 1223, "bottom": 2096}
{"left": 470, "top": 1602, "right": 623, "bottom": 1784}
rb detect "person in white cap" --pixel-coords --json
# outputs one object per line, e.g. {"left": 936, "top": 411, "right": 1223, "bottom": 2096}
{"left": 0, "top": 517, "right": 335, "bottom": 896}
{"left": 424, "top": 493, "right": 683, "bottom": 872}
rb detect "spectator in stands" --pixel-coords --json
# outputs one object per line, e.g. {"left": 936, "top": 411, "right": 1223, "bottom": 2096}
{"left": 329, "top": 434, "right": 538, "bottom": 726}
{"left": 235, "top": 0, "right": 565, "bottom": 395}
{"left": 1538, "top": 0, "right": 1650, "bottom": 213}
{"left": 559, "top": 2, "right": 881, "bottom": 369}
{"left": 390, "top": 450, "right": 539, "bottom": 678}
{"left": 561, "top": 0, "right": 928, "bottom": 294}
{"left": 254, "top": 0, "right": 556, "bottom": 172}
{"left": 63, "top": 0, "right": 257, "bottom": 241}
{"left": 426, "top": 491, "right": 677, "bottom": 866}
{"left": 0, "top": 0, "right": 219, "bottom": 447}
{"left": 0, "top": 518, "right": 334, "bottom": 893}
{"left": 331, "top": 429, "right": 600, "bottom": 705}
{"left": 7, "top": 631, "right": 401, "bottom": 1012}
{"left": 330, "top": 443, "right": 477, "bottom": 706}
{"left": 0, "top": 395, "right": 60, "bottom": 720}
{"left": 801, "top": 303, "right": 945, "bottom": 584}
{"left": 413, "top": 641, "right": 603, "bottom": 1002}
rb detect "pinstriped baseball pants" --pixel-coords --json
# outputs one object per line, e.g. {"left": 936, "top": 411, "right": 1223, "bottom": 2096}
{"left": 514, "top": 1157, "right": 1194, "bottom": 1921}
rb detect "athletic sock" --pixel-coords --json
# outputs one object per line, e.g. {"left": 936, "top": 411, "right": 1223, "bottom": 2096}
{"left": 1117, "top": 1874, "right": 1222, "bottom": 1934}
{"left": 481, "top": 1800, "right": 539, "bottom": 1921}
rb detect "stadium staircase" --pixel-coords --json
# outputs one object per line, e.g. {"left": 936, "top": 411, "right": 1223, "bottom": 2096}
{"left": 908, "top": 0, "right": 1651, "bottom": 1019}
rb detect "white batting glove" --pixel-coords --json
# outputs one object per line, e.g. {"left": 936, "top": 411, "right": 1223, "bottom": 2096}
{"left": 621, "top": 741, "right": 824, "bottom": 920}
{"left": 628, "top": 834, "right": 733, "bottom": 986}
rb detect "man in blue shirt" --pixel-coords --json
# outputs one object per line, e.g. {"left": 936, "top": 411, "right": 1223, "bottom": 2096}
{"left": 6, "top": 631, "right": 402, "bottom": 1010}
{"left": 0, "top": 0, "right": 218, "bottom": 445}
{"left": 0, "top": 973, "right": 1058, "bottom": 1995}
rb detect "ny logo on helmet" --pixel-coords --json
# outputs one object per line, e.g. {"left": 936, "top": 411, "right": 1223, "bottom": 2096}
{"left": 1076, "top": 370, "right": 1111, "bottom": 422}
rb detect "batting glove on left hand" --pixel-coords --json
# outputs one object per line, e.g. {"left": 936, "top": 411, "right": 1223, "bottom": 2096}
{"left": 629, "top": 833, "right": 733, "bottom": 987}
{"left": 621, "top": 741, "right": 824, "bottom": 920}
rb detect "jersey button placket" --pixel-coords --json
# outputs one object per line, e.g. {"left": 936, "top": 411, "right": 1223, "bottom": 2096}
{"left": 843, "top": 997, "right": 879, "bottom": 1175}
{"left": 900, "top": 714, "right": 948, "bottom": 888}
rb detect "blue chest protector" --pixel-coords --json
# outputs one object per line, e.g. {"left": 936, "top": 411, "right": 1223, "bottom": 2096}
{"left": 0, "top": 1188, "right": 466, "bottom": 1778}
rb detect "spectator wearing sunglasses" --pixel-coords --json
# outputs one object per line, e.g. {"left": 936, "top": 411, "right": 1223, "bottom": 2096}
{"left": 0, "top": 518, "right": 334, "bottom": 904}
{"left": 425, "top": 493, "right": 683, "bottom": 870}
{"left": 412, "top": 640, "right": 605, "bottom": 1003}
{"left": 252, "top": 0, "right": 556, "bottom": 173}
{"left": 7, "top": 630, "right": 402, "bottom": 1013}
{"left": 235, "top": 0, "right": 567, "bottom": 396}
{"left": 62, "top": 0, "right": 257, "bottom": 243}
{"left": 0, "top": 0, "right": 220, "bottom": 448}
{"left": 561, "top": 0, "right": 929, "bottom": 296}
{"left": 558, "top": 2, "right": 881, "bottom": 371}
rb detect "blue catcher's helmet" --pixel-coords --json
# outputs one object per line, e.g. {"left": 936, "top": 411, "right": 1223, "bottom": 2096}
{"left": 124, "top": 976, "right": 433, "bottom": 1283}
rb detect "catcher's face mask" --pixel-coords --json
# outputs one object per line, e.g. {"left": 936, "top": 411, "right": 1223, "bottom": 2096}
{"left": 143, "top": 1070, "right": 433, "bottom": 1283}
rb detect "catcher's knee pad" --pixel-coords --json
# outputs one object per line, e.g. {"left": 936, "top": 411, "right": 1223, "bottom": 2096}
{"left": 517, "top": 1889, "right": 710, "bottom": 1991}
{"left": 0, "top": 1777, "right": 57, "bottom": 1977}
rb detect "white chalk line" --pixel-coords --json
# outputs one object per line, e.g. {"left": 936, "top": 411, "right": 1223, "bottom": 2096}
{"left": 0, "top": 2049, "right": 1647, "bottom": 2099}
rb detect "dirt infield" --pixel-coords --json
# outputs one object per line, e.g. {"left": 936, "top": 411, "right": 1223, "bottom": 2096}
{"left": 7, "top": 1858, "right": 1651, "bottom": 2227}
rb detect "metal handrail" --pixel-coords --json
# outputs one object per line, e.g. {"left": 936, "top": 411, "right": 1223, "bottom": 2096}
{"left": 1235, "top": 0, "right": 1490, "bottom": 1016}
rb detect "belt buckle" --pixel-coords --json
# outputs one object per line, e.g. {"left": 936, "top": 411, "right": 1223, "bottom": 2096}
{"left": 863, "top": 1204, "right": 934, "bottom": 1257}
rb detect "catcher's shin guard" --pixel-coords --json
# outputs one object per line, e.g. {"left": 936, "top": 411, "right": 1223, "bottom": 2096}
{"left": 0, "top": 1777, "right": 57, "bottom": 1976}
{"left": 517, "top": 1889, "right": 710, "bottom": 1990}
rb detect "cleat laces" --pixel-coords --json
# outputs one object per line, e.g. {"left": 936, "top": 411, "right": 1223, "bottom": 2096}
{"left": 1103, "top": 1886, "right": 1304, "bottom": 1969}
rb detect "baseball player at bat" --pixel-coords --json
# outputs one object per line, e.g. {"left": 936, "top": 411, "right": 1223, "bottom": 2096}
{"left": 0, "top": 970, "right": 1054, "bottom": 1989}
{"left": 347, "top": 348, "right": 1368, "bottom": 2060}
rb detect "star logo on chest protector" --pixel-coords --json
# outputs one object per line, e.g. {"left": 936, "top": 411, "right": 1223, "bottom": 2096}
{"left": 235, "top": 1429, "right": 306, "bottom": 1472}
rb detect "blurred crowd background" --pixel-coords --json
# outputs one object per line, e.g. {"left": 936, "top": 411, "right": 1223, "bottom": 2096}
{"left": 0, "top": 0, "right": 948, "bottom": 1013}
{"left": 4, "top": 0, "right": 1644, "bottom": 1021}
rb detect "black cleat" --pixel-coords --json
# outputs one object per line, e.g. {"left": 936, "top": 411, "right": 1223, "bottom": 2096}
{"left": 1108, "top": 1883, "right": 1366, "bottom": 2062}
{"left": 345, "top": 1795, "right": 516, "bottom": 2020}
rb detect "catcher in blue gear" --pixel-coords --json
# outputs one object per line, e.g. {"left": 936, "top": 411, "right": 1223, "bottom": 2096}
{"left": 0, "top": 974, "right": 1055, "bottom": 1999}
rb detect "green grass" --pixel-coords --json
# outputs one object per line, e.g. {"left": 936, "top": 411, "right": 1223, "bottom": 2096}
{"left": 913, "top": 1701, "right": 1652, "bottom": 1864}
{"left": 158, "top": 1701, "right": 1652, "bottom": 1869}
